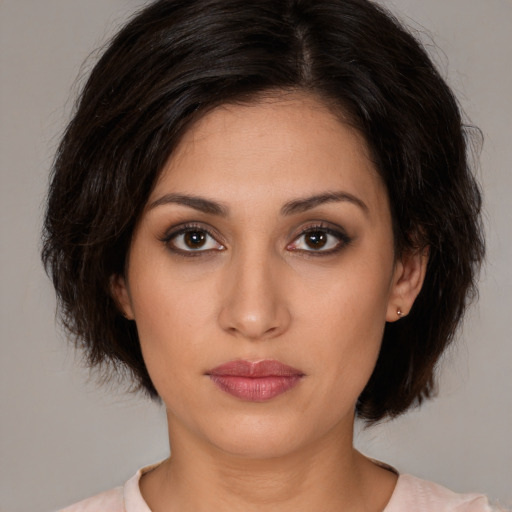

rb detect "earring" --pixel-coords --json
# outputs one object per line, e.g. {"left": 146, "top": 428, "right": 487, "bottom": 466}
{"left": 397, "top": 308, "right": 403, "bottom": 318}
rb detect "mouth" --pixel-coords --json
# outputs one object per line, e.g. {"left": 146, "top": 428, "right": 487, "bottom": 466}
{"left": 206, "top": 359, "right": 304, "bottom": 402}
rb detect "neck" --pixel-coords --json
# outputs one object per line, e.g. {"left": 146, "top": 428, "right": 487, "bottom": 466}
{"left": 140, "top": 415, "right": 397, "bottom": 512}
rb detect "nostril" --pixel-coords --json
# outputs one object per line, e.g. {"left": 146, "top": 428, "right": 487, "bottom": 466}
{"left": 217, "top": 278, "right": 292, "bottom": 340}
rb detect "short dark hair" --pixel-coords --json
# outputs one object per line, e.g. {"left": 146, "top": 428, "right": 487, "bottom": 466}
{"left": 42, "top": 0, "right": 484, "bottom": 423}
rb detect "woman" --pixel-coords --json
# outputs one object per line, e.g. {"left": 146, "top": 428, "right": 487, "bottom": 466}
{"left": 42, "top": 0, "right": 491, "bottom": 510}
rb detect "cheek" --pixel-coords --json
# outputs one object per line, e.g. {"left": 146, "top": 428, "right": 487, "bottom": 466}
{"left": 293, "top": 254, "right": 392, "bottom": 388}
{"left": 295, "top": 251, "right": 393, "bottom": 332}
{"left": 129, "top": 247, "right": 214, "bottom": 326}
{"left": 132, "top": 286, "right": 210, "bottom": 418}
{"left": 126, "top": 260, "right": 209, "bottom": 378}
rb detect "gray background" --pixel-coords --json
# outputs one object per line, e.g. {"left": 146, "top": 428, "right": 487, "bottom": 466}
{"left": 0, "top": 1, "right": 510, "bottom": 511}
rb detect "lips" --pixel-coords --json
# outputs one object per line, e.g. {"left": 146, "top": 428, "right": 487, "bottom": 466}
{"left": 207, "top": 360, "right": 304, "bottom": 402}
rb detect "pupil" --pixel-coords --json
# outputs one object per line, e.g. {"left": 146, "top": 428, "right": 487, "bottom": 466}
{"left": 184, "top": 231, "right": 206, "bottom": 249}
{"left": 306, "top": 231, "right": 327, "bottom": 249}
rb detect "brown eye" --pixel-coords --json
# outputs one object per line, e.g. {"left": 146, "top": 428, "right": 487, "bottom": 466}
{"left": 184, "top": 231, "right": 207, "bottom": 249}
{"left": 287, "top": 226, "right": 351, "bottom": 254}
{"left": 304, "top": 231, "right": 328, "bottom": 249}
{"left": 166, "top": 227, "right": 225, "bottom": 254}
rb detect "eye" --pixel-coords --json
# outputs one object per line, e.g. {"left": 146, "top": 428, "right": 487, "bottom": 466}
{"left": 164, "top": 225, "right": 225, "bottom": 254}
{"left": 287, "top": 226, "right": 351, "bottom": 254}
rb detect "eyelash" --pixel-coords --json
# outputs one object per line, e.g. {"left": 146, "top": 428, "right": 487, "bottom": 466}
{"left": 160, "top": 222, "right": 352, "bottom": 257}
{"left": 288, "top": 223, "right": 353, "bottom": 256}
{"left": 160, "top": 223, "right": 224, "bottom": 258}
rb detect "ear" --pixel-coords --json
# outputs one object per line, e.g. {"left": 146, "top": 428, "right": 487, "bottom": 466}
{"left": 109, "top": 274, "right": 135, "bottom": 320}
{"left": 386, "top": 248, "right": 429, "bottom": 322}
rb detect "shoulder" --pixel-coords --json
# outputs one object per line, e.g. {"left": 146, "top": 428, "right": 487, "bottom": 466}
{"left": 385, "top": 474, "right": 494, "bottom": 512}
{"left": 56, "top": 461, "right": 162, "bottom": 512}
{"left": 57, "top": 486, "right": 124, "bottom": 512}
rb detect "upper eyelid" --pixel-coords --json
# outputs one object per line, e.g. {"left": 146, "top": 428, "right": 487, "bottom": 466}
{"left": 291, "top": 222, "right": 349, "bottom": 239}
{"left": 291, "top": 226, "right": 351, "bottom": 246}
{"left": 162, "top": 225, "right": 225, "bottom": 255}
{"left": 161, "top": 222, "right": 222, "bottom": 242}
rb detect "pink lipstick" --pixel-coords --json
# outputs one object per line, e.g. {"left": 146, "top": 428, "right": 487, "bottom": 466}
{"left": 207, "top": 360, "right": 304, "bottom": 402}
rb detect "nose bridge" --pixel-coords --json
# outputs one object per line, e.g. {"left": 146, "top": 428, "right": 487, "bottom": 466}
{"left": 218, "top": 241, "right": 290, "bottom": 340}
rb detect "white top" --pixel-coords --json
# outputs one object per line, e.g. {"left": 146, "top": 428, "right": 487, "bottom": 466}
{"left": 59, "top": 461, "right": 495, "bottom": 512}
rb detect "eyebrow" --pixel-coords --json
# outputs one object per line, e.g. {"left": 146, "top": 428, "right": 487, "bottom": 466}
{"left": 148, "top": 193, "right": 229, "bottom": 216}
{"left": 281, "top": 191, "right": 369, "bottom": 216}
{"left": 148, "top": 190, "right": 369, "bottom": 217}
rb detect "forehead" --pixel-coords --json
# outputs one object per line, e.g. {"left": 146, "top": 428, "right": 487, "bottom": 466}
{"left": 150, "top": 93, "right": 387, "bottom": 218}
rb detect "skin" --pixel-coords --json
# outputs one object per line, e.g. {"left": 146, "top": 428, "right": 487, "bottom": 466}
{"left": 112, "top": 92, "right": 427, "bottom": 512}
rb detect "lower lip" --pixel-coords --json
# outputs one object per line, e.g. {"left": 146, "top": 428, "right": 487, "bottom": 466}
{"left": 209, "top": 375, "right": 302, "bottom": 401}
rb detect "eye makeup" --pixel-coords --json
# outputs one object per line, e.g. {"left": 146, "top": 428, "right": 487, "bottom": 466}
{"left": 287, "top": 222, "right": 353, "bottom": 256}
{"left": 159, "top": 219, "right": 353, "bottom": 259}
{"left": 159, "top": 222, "right": 225, "bottom": 257}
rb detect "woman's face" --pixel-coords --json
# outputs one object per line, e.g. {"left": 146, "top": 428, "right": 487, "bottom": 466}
{"left": 114, "top": 93, "right": 424, "bottom": 458}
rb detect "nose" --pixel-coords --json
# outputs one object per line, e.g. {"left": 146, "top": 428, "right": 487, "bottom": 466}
{"left": 217, "top": 249, "right": 291, "bottom": 341}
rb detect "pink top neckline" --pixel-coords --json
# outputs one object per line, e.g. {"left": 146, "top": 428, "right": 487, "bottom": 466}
{"left": 60, "top": 460, "right": 494, "bottom": 511}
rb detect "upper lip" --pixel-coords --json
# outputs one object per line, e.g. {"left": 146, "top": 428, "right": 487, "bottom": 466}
{"left": 207, "top": 359, "right": 304, "bottom": 377}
